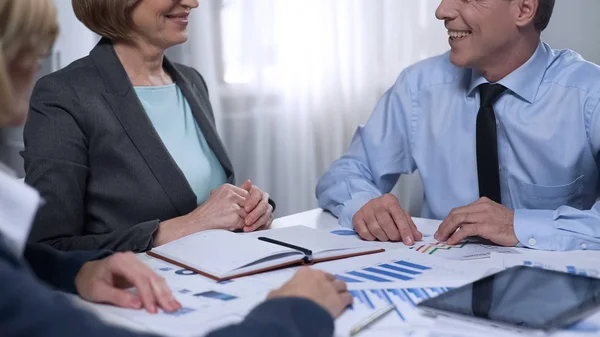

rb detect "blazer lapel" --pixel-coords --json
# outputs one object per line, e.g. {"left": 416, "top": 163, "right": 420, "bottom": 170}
{"left": 90, "top": 38, "right": 197, "bottom": 216}
{"left": 164, "top": 59, "right": 235, "bottom": 181}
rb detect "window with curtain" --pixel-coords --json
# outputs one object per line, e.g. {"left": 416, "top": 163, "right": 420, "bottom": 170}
{"left": 180, "top": 0, "right": 449, "bottom": 216}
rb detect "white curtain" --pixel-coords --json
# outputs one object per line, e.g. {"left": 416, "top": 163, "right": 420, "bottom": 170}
{"left": 176, "top": 0, "right": 449, "bottom": 216}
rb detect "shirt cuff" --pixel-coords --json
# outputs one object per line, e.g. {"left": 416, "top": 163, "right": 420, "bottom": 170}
{"left": 339, "top": 191, "right": 381, "bottom": 229}
{"left": 514, "top": 209, "right": 565, "bottom": 251}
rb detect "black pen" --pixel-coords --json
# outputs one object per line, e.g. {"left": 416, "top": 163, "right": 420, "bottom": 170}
{"left": 258, "top": 237, "right": 313, "bottom": 257}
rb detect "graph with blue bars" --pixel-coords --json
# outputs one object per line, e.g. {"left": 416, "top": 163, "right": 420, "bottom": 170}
{"left": 336, "top": 260, "right": 431, "bottom": 283}
{"left": 348, "top": 287, "right": 452, "bottom": 321}
{"left": 523, "top": 260, "right": 599, "bottom": 278}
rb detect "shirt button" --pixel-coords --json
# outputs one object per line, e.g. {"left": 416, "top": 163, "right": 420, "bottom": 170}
{"left": 581, "top": 242, "right": 588, "bottom": 250}
{"left": 528, "top": 238, "right": 537, "bottom": 246}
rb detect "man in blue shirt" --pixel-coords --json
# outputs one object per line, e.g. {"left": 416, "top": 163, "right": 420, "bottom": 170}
{"left": 317, "top": 0, "right": 600, "bottom": 251}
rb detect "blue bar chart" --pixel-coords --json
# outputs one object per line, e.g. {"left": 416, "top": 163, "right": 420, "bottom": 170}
{"left": 336, "top": 260, "right": 432, "bottom": 283}
{"left": 164, "top": 307, "right": 196, "bottom": 317}
{"left": 348, "top": 287, "right": 452, "bottom": 318}
{"left": 336, "top": 287, "right": 453, "bottom": 332}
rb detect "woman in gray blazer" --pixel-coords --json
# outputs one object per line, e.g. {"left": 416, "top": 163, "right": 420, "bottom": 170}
{"left": 23, "top": 0, "right": 275, "bottom": 252}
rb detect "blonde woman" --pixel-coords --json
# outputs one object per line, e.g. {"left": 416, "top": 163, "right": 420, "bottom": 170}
{"left": 24, "top": 0, "right": 274, "bottom": 253}
{"left": 0, "top": 3, "right": 350, "bottom": 335}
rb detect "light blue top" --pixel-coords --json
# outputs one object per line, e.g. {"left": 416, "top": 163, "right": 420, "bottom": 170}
{"left": 135, "top": 84, "right": 227, "bottom": 205}
{"left": 316, "top": 42, "right": 600, "bottom": 251}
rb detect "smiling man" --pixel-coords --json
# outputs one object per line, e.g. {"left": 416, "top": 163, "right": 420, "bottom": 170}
{"left": 316, "top": 0, "right": 600, "bottom": 251}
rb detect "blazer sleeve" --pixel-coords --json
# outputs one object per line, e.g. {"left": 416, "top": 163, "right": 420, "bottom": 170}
{"left": 23, "top": 76, "right": 161, "bottom": 252}
{"left": 205, "top": 298, "right": 334, "bottom": 337}
{"left": 24, "top": 243, "right": 112, "bottom": 294}
{"left": 0, "top": 253, "right": 161, "bottom": 337}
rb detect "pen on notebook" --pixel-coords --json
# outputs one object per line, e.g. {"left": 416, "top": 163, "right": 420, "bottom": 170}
{"left": 349, "top": 304, "right": 396, "bottom": 336}
{"left": 257, "top": 237, "right": 313, "bottom": 256}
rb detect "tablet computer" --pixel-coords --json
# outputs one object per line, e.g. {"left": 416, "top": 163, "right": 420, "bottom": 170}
{"left": 417, "top": 266, "right": 600, "bottom": 334}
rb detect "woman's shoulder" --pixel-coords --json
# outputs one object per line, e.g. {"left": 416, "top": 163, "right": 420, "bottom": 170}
{"left": 35, "top": 55, "right": 100, "bottom": 94}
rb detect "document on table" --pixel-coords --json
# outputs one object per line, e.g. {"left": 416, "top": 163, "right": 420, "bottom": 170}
{"left": 143, "top": 257, "right": 274, "bottom": 299}
{"left": 312, "top": 249, "right": 503, "bottom": 289}
{"left": 88, "top": 291, "right": 250, "bottom": 337}
{"left": 326, "top": 217, "right": 521, "bottom": 259}
{"left": 85, "top": 257, "right": 273, "bottom": 337}
{"left": 334, "top": 286, "right": 453, "bottom": 336}
{"left": 407, "top": 236, "right": 521, "bottom": 261}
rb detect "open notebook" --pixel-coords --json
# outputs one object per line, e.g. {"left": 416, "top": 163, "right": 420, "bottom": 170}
{"left": 147, "top": 225, "right": 385, "bottom": 281}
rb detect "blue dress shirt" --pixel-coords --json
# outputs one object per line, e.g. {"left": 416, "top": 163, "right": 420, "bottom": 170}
{"left": 316, "top": 42, "right": 600, "bottom": 251}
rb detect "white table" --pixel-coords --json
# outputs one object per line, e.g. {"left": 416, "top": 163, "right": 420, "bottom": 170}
{"left": 272, "top": 208, "right": 340, "bottom": 229}
{"left": 72, "top": 209, "right": 343, "bottom": 334}
{"left": 72, "top": 209, "right": 600, "bottom": 336}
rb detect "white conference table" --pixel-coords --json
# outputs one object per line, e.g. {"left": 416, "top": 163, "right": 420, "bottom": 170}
{"left": 72, "top": 208, "right": 600, "bottom": 336}
{"left": 71, "top": 209, "right": 344, "bottom": 333}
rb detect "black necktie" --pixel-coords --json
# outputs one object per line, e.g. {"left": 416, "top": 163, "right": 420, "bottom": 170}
{"left": 472, "top": 84, "right": 506, "bottom": 318}
{"left": 476, "top": 83, "right": 507, "bottom": 203}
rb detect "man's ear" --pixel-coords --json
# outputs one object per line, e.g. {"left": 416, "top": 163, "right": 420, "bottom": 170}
{"left": 514, "top": 0, "right": 538, "bottom": 29}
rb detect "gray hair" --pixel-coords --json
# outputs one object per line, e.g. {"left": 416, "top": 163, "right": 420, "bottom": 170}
{"left": 534, "top": 0, "right": 555, "bottom": 31}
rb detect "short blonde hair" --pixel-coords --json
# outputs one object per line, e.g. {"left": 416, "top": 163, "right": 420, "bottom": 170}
{"left": 0, "top": 0, "right": 59, "bottom": 113}
{"left": 72, "top": 0, "right": 141, "bottom": 41}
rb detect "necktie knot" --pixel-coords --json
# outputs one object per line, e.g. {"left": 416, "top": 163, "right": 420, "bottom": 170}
{"left": 479, "top": 83, "right": 507, "bottom": 108}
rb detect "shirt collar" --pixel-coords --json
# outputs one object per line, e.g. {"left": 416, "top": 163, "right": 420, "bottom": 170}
{"left": 0, "top": 165, "right": 41, "bottom": 257}
{"left": 467, "top": 41, "right": 550, "bottom": 103}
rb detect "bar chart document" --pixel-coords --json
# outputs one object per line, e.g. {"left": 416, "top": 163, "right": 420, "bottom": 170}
{"left": 409, "top": 237, "right": 520, "bottom": 260}
{"left": 335, "top": 287, "right": 453, "bottom": 336}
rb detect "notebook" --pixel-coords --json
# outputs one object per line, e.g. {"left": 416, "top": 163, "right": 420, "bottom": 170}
{"left": 147, "top": 225, "right": 385, "bottom": 281}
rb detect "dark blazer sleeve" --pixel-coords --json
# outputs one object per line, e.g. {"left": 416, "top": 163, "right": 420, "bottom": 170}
{"left": 24, "top": 243, "right": 111, "bottom": 294}
{"left": 23, "top": 76, "right": 161, "bottom": 251}
{"left": 0, "top": 249, "right": 161, "bottom": 337}
{"left": 205, "top": 298, "right": 334, "bottom": 337}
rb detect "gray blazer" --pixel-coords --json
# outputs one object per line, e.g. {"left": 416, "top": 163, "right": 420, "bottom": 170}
{"left": 23, "top": 38, "right": 235, "bottom": 252}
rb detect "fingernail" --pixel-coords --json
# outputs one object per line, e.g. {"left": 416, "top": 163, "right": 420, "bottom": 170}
{"left": 404, "top": 236, "right": 414, "bottom": 246}
{"left": 433, "top": 232, "right": 438, "bottom": 240}
{"left": 131, "top": 299, "right": 142, "bottom": 309}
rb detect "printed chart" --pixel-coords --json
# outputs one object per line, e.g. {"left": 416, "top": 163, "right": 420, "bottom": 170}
{"left": 336, "top": 287, "right": 452, "bottom": 335}
{"left": 143, "top": 257, "right": 273, "bottom": 306}
{"left": 409, "top": 238, "right": 491, "bottom": 260}
{"left": 336, "top": 260, "right": 432, "bottom": 283}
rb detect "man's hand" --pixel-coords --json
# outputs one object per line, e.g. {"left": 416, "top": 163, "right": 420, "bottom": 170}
{"left": 240, "top": 179, "right": 274, "bottom": 232}
{"left": 268, "top": 267, "right": 352, "bottom": 318}
{"left": 352, "top": 194, "right": 422, "bottom": 245}
{"left": 434, "top": 197, "right": 518, "bottom": 246}
{"left": 75, "top": 252, "right": 181, "bottom": 314}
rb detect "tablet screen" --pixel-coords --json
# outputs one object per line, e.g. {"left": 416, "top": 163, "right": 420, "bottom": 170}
{"left": 418, "top": 266, "right": 600, "bottom": 331}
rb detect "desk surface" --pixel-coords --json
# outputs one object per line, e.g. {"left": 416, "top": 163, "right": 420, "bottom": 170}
{"left": 72, "top": 209, "right": 340, "bottom": 333}
{"left": 272, "top": 208, "right": 339, "bottom": 229}
{"left": 71, "top": 209, "right": 600, "bottom": 336}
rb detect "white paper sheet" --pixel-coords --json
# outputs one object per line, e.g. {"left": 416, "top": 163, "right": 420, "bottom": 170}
{"left": 0, "top": 170, "right": 42, "bottom": 256}
{"left": 89, "top": 294, "right": 247, "bottom": 337}
{"left": 312, "top": 249, "right": 503, "bottom": 289}
{"left": 406, "top": 236, "right": 521, "bottom": 261}
{"left": 334, "top": 286, "right": 454, "bottom": 336}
